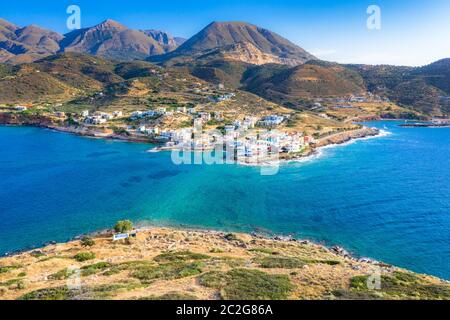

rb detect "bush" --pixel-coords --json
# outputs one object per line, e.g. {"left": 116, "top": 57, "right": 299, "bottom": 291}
{"left": 153, "top": 251, "right": 210, "bottom": 263}
{"left": 80, "top": 236, "right": 95, "bottom": 247}
{"left": 257, "top": 257, "right": 306, "bottom": 269}
{"left": 137, "top": 292, "right": 198, "bottom": 300}
{"left": 249, "top": 248, "right": 279, "bottom": 255}
{"left": 114, "top": 220, "right": 133, "bottom": 233}
{"left": 130, "top": 262, "right": 203, "bottom": 282}
{"left": 343, "top": 272, "right": 450, "bottom": 300}
{"left": 81, "top": 262, "right": 112, "bottom": 276}
{"left": 199, "top": 269, "right": 294, "bottom": 300}
{"left": 18, "top": 286, "right": 71, "bottom": 300}
{"left": 74, "top": 252, "right": 96, "bottom": 262}
{"left": 49, "top": 268, "right": 75, "bottom": 280}
{"left": 224, "top": 233, "right": 239, "bottom": 241}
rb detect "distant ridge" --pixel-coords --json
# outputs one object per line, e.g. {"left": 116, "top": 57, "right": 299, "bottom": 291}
{"left": 0, "top": 17, "right": 448, "bottom": 116}
{"left": 0, "top": 18, "right": 183, "bottom": 63}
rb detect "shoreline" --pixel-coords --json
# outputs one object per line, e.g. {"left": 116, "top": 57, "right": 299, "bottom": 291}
{"left": 1, "top": 120, "right": 388, "bottom": 270}
{"left": 147, "top": 127, "right": 382, "bottom": 166}
{"left": 0, "top": 113, "right": 383, "bottom": 167}
{"left": 1, "top": 225, "right": 448, "bottom": 300}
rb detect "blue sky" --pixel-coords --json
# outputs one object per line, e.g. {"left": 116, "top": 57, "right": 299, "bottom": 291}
{"left": 2, "top": 0, "right": 449, "bottom": 66}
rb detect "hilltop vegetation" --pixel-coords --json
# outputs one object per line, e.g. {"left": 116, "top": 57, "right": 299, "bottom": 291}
{"left": 0, "top": 227, "right": 448, "bottom": 300}
{"left": 348, "top": 59, "right": 450, "bottom": 116}
{"left": 241, "top": 61, "right": 366, "bottom": 108}
{"left": 0, "top": 52, "right": 284, "bottom": 117}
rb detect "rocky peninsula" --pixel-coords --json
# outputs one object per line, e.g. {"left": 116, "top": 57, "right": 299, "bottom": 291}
{"left": 0, "top": 226, "right": 448, "bottom": 300}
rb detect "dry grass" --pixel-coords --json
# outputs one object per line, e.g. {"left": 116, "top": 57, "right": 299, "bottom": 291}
{"left": 0, "top": 227, "right": 448, "bottom": 300}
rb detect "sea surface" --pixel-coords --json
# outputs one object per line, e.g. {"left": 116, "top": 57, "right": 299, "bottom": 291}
{"left": 0, "top": 122, "right": 449, "bottom": 279}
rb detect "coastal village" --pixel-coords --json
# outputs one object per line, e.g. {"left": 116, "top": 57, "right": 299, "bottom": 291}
{"left": 79, "top": 106, "right": 314, "bottom": 164}
{"left": 2, "top": 89, "right": 403, "bottom": 165}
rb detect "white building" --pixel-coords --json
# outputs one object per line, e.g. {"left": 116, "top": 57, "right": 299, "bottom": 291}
{"left": 131, "top": 111, "right": 144, "bottom": 119}
{"left": 85, "top": 116, "right": 107, "bottom": 125}
{"left": 213, "top": 112, "right": 224, "bottom": 121}
{"left": 258, "top": 115, "right": 285, "bottom": 127}
{"left": 101, "top": 113, "right": 113, "bottom": 120}
{"left": 198, "top": 112, "right": 211, "bottom": 121}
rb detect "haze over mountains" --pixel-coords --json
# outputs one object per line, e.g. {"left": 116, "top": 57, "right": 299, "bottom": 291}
{"left": 0, "top": 17, "right": 449, "bottom": 116}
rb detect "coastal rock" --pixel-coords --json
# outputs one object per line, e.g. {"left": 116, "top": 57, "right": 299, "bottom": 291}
{"left": 273, "top": 235, "right": 294, "bottom": 242}
{"left": 358, "top": 257, "right": 377, "bottom": 264}
{"left": 330, "top": 245, "right": 351, "bottom": 258}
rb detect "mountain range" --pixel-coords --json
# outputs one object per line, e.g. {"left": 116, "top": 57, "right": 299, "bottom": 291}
{"left": 0, "top": 18, "right": 185, "bottom": 63}
{"left": 0, "top": 17, "right": 449, "bottom": 116}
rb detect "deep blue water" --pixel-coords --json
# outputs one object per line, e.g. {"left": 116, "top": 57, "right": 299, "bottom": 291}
{"left": 0, "top": 122, "right": 449, "bottom": 279}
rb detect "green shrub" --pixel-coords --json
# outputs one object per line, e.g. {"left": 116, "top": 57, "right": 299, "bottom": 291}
{"left": 80, "top": 236, "right": 95, "bottom": 247}
{"left": 17, "top": 284, "right": 135, "bottom": 300}
{"left": 30, "top": 251, "right": 46, "bottom": 258}
{"left": 0, "top": 265, "right": 21, "bottom": 274}
{"left": 249, "top": 248, "right": 279, "bottom": 255}
{"left": 224, "top": 233, "right": 239, "bottom": 241}
{"left": 199, "top": 269, "right": 294, "bottom": 300}
{"left": 344, "top": 272, "right": 450, "bottom": 300}
{"left": 153, "top": 251, "right": 210, "bottom": 263}
{"left": 49, "top": 268, "right": 76, "bottom": 280}
{"left": 131, "top": 262, "right": 203, "bottom": 282}
{"left": 349, "top": 275, "right": 369, "bottom": 290}
{"left": 74, "top": 252, "right": 96, "bottom": 262}
{"left": 81, "top": 262, "right": 112, "bottom": 276}
{"left": 18, "top": 286, "right": 72, "bottom": 300}
{"left": 114, "top": 220, "right": 133, "bottom": 233}
{"left": 315, "top": 260, "right": 341, "bottom": 266}
{"left": 137, "top": 292, "right": 198, "bottom": 300}
{"left": 0, "top": 278, "right": 23, "bottom": 287}
{"left": 257, "top": 256, "right": 306, "bottom": 269}
{"left": 331, "top": 289, "right": 382, "bottom": 300}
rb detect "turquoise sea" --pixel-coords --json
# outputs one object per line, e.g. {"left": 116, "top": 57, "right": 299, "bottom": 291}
{"left": 0, "top": 122, "right": 449, "bottom": 279}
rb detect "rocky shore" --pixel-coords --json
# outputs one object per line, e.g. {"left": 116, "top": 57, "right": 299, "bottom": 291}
{"left": 1, "top": 113, "right": 382, "bottom": 167}
{"left": 313, "top": 127, "right": 380, "bottom": 148}
{"left": 0, "top": 226, "right": 448, "bottom": 300}
{"left": 0, "top": 112, "right": 155, "bottom": 143}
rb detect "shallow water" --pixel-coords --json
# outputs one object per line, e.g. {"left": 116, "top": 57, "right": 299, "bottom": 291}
{"left": 0, "top": 122, "right": 449, "bottom": 279}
